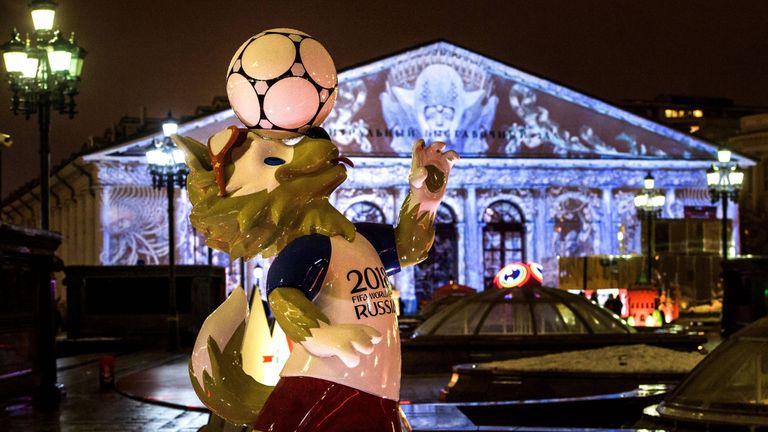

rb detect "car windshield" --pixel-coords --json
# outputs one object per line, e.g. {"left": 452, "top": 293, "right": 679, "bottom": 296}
{"left": 667, "top": 338, "right": 768, "bottom": 414}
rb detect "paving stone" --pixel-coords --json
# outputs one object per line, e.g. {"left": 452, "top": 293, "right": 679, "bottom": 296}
{"left": 0, "top": 351, "right": 209, "bottom": 432}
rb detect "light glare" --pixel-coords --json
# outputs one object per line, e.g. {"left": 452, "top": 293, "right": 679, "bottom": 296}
{"left": 717, "top": 149, "right": 732, "bottom": 164}
{"left": 2, "top": 51, "right": 27, "bottom": 73}
{"left": 22, "top": 56, "right": 39, "bottom": 78}
{"left": 31, "top": 9, "right": 55, "bottom": 32}
{"left": 47, "top": 49, "right": 71, "bottom": 72}
{"left": 643, "top": 177, "right": 655, "bottom": 190}
{"left": 163, "top": 121, "right": 178, "bottom": 137}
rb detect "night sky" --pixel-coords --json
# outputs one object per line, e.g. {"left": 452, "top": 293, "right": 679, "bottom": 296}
{"left": 1, "top": 0, "right": 767, "bottom": 200}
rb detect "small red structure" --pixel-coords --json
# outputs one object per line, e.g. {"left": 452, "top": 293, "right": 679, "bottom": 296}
{"left": 573, "top": 285, "right": 680, "bottom": 327}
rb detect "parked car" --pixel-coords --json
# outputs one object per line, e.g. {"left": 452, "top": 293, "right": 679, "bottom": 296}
{"left": 638, "top": 316, "right": 768, "bottom": 430}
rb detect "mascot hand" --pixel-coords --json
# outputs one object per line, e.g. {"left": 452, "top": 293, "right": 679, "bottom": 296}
{"left": 301, "top": 322, "right": 382, "bottom": 368}
{"left": 408, "top": 139, "right": 459, "bottom": 215}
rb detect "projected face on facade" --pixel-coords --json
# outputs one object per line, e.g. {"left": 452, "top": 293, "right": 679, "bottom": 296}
{"left": 381, "top": 61, "right": 498, "bottom": 154}
{"left": 408, "top": 65, "right": 478, "bottom": 141}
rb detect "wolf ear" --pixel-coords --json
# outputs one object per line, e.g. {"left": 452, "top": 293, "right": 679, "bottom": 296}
{"left": 172, "top": 134, "right": 212, "bottom": 171}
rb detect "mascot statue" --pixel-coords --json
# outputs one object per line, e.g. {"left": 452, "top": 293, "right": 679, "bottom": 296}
{"left": 173, "top": 28, "right": 458, "bottom": 432}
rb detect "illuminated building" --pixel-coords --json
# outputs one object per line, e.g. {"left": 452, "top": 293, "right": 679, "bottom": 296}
{"left": 0, "top": 41, "right": 755, "bottom": 313}
{"left": 728, "top": 113, "right": 768, "bottom": 255}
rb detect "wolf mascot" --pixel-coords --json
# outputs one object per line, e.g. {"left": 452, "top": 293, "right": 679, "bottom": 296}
{"left": 174, "top": 28, "right": 458, "bottom": 432}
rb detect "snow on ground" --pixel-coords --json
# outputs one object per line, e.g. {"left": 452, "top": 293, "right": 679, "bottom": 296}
{"left": 684, "top": 299, "right": 722, "bottom": 314}
{"left": 479, "top": 344, "right": 705, "bottom": 374}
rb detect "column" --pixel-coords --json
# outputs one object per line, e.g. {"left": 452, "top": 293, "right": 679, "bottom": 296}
{"left": 533, "top": 189, "right": 547, "bottom": 263}
{"left": 731, "top": 201, "right": 740, "bottom": 256}
{"left": 99, "top": 186, "right": 111, "bottom": 264}
{"left": 84, "top": 191, "right": 95, "bottom": 264}
{"left": 601, "top": 189, "right": 613, "bottom": 255}
{"left": 464, "top": 186, "right": 482, "bottom": 290}
{"left": 455, "top": 220, "right": 466, "bottom": 285}
{"left": 665, "top": 189, "right": 676, "bottom": 218}
{"left": 77, "top": 194, "right": 86, "bottom": 264}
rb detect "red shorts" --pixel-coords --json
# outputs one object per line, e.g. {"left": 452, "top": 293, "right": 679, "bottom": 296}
{"left": 254, "top": 376, "right": 402, "bottom": 432}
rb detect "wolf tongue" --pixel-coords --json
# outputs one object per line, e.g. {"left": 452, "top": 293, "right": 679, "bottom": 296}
{"left": 331, "top": 157, "right": 354, "bottom": 168}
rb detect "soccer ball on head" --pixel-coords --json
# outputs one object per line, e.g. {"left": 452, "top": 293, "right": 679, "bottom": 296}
{"left": 225, "top": 28, "right": 338, "bottom": 138}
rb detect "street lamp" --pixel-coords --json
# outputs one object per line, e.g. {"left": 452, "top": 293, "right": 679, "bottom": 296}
{"left": 145, "top": 113, "right": 187, "bottom": 350}
{"left": 706, "top": 147, "right": 743, "bottom": 260}
{"left": 0, "top": 132, "right": 12, "bottom": 208}
{"left": 634, "top": 172, "right": 665, "bottom": 286}
{"left": 1, "top": 0, "right": 87, "bottom": 230}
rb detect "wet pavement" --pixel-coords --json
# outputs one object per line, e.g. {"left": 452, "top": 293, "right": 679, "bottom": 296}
{"left": 0, "top": 351, "right": 451, "bottom": 431}
{"left": 0, "top": 352, "right": 210, "bottom": 432}
{"left": 1, "top": 322, "right": 721, "bottom": 432}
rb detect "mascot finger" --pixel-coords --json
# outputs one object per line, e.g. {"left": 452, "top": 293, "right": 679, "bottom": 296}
{"left": 336, "top": 346, "right": 362, "bottom": 368}
{"left": 428, "top": 141, "right": 446, "bottom": 153}
{"left": 444, "top": 150, "right": 460, "bottom": 167}
{"left": 301, "top": 337, "right": 338, "bottom": 359}
{"left": 351, "top": 338, "right": 375, "bottom": 355}
{"left": 409, "top": 167, "right": 428, "bottom": 188}
{"left": 359, "top": 325, "right": 383, "bottom": 344}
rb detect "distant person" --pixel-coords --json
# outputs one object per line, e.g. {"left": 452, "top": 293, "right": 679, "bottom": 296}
{"left": 590, "top": 291, "right": 598, "bottom": 303}
{"left": 611, "top": 295, "right": 623, "bottom": 316}
{"left": 603, "top": 294, "right": 616, "bottom": 311}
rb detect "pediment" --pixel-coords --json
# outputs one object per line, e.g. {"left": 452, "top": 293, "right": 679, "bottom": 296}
{"left": 89, "top": 40, "right": 739, "bottom": 164}
{"left": 324, "top": 41, "right": 719, "bottom": 160}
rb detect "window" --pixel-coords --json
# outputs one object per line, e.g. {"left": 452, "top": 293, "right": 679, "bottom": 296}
{"left": 414, "top": 204, "right": 459, "bottom": 304}
{"left": 343, "top": 201, "right": 385, "bottom": 223}
{"left": 482, "top": 201, "right": 526, "bottom": 288}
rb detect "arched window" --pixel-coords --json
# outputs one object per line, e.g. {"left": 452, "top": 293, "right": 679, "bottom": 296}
{"left": 414, "top": 204, "right": 459, "bottom": 307}
{"left": 343, "top": 201, "right": 385, "bottom": 223}
{"left": 482, "top": 201, "right": 526, "bottom": 288}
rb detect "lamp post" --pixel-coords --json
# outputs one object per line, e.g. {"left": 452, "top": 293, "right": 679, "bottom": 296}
{"left": 1, "top": 0, "right": 86, "bottom": 230}
{"left": 146, "top": 114, "right": 187, "bottom": 351}
{"left": 706, "top": 147, "right": 743, "bottom": 260}
{"left": 634, "top": 172, "right": 665, "bottom": 287}
{"left": 0, "top": 132, "right": 12, "bottom": 209}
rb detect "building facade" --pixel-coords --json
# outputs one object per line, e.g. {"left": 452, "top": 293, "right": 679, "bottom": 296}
{"left": 2, "top": 41, "right": 753, "bottom": 313}
{"left": 729, "top": 113, "right": 768, "bottom": 255}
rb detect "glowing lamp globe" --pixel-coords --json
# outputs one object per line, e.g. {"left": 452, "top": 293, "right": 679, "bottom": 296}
{"left": 225, "top": 28, "right": 338, "bottom": 137}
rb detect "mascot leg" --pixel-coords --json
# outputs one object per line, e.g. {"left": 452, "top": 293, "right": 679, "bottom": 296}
{"left": 199, "top": 413, "right": 253, "bottom": 432}
{"left": 254, "top": 377, "right": 401, "bottom": 432}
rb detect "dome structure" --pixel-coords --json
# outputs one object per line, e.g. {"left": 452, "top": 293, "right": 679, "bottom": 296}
{"left": 413, "top": 286, "right": 633, "bottom": 337}
{"left": 648, "top": 316, "right": 768, "bottom": 429}
{"left": 402, "top": 286, "right": 705, "bottom": 374}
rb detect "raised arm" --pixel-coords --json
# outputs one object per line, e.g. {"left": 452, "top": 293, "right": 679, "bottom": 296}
{"left": 395, "top": 139, "right": 459, "bottom": 268}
